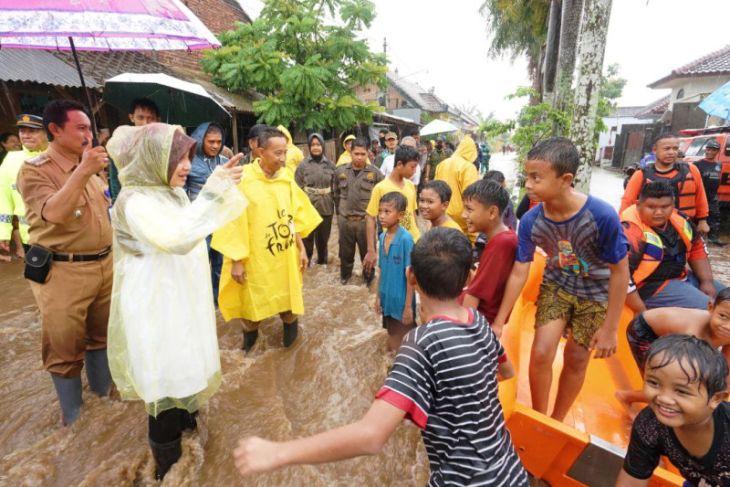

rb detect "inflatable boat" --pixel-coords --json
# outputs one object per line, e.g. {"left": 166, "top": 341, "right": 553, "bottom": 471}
{"left": 498, "top": 253, "right": 684, "bottom": 486}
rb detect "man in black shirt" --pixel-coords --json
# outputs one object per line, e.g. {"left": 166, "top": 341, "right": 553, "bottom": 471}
{"left": 695, "top": 140, "right": 724, "bottom": 245}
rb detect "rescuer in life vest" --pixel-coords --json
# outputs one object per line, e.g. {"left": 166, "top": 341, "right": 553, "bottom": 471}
{"left": 621, "top": 133, "right": 711, "bottom": 235}
{"left": 622, "top": 180, "right": 725, "bottom": 313}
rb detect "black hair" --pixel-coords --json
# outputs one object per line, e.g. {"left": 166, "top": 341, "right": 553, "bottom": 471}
{"left": 483, "top": 169, "right": 506, "bottom": 184}
{"left": 205, "top": 122, "right": 224, "bottom": 138}
{"left": 379, "top": 129, "right": 387, "bottom": 135}
{"left": 394, "top": 145, "right": 419, "bottom": 167}
{"left": 403, "top": 127, "right": 420, "bottom": 138}
{"left": 526, "top": 137, "right": 580, "bottom": 176}
{"left": 639, "top": 180, "right": 674, "bottom": 201}
{"left": 645, "top": 334, "right": 728, "bottom": 398}
{"left": 247, "top": 124, "right": 268, "bottom": 141}
{"left": 351, "top": 137, "right": 369, "bottom": 151}
{"left": 411, "top": 228, "right": 472, "bottom": 300}
{"left": 714, "top": 287, "right": 730, "bottom": 306}
{"left": 422, "top": 180, "right": 452, "bottom": 203}
{"left": 462, "top": 179, "right": 510, "bottom": 213}
{"left": 129, "top": 97, "right": 160, "bottom": 117}
{"left": 257, "top": 127, "right": 287, "bottom": 148}
{"left": 379, "top": 191, "right": 407, "bottom": 212}
{"left": 0, "top": 132, "right": 17, "bottom": 144}
{"left": 42, "top": 99, "right": 88, "bottom": 141}
{"left": 652, "top": 132, "right": 678, "bottom": 147}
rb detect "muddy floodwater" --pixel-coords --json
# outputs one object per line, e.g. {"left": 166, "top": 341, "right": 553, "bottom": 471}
{"left": 1, "top": 155, "right": 728, "bottom": 486}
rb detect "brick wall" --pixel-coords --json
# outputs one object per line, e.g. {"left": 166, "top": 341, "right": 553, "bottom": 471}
{"left": 149, "top": 0, "right": 251, "bottom": 73}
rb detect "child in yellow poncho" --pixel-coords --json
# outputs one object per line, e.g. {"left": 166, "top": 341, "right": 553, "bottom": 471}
{"left": 213, "top": 127, "right": 322, "bottom": 352}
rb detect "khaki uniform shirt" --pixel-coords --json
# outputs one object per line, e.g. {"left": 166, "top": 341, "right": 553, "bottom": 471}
{"left": 17, "top": 144, "right": 112, "bottom": 253}
{"left": 334, "top": 163, "right": 384, "bottom": 218}
{"left": 294, "top": 156, "right": 336, "bottom": 216}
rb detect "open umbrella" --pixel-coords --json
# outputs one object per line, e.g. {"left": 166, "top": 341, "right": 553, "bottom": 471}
{"left": 699, "top": 80, "right": 730, "bottom": 123}
{"left": 104, "top": 73, "right": 230, "bottom": 127}
{"left": 0, "top": 0, "right": 221, "bottom": 133}
{"left": 420, "top": 119, "right": 459, "bottom": 137}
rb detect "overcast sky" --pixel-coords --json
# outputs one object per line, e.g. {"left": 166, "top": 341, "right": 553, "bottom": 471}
{"left": 240, "top": 0, "right": 730, "bottom": 121}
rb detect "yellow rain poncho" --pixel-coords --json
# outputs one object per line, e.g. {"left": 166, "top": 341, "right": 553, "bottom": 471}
{"left": 434, "top": 135, "right": 479, "bottom": 241}
{"left": 106, "top": 123, "right": 247, "bottom": 417}
{"left": 212, "top": 160, "right": 322, "bottom": 323}
{"left": 278, "top": 125, "right": 304, "bottom": 174}
{"left": 336, "top": 134, "right": 356, "bottom": 166}
{"left": 0, "top": 147, "right": 43, "bottom": 243}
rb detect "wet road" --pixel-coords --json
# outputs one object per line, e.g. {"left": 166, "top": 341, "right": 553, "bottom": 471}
{"left": 0, "top": 155, "right": 726, "bottom": 485}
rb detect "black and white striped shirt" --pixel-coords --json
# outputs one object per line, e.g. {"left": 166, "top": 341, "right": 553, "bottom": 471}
{"left": 376, "top": 309, "right": 528, "bottom": 486}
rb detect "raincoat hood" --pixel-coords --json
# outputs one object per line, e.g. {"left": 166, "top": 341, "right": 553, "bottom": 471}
{"left": 342, "top": 134, "right": 356, "bottom": 150}
{"left": 191, "top": 122, "right": 225, "bottom": 160}
{"left": 454, "top": 135, "right": 477, "bottom": 163}
{"left": 108, "top": 123, "right": 195, "bottom": 188}
{"left": 277, "top": 125, "right": 304, "bottom": 171}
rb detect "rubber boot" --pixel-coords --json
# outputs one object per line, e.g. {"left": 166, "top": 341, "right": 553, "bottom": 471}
{"left": 181, "top": 411, "right": 198, "bottom": 432}
{"left": 149, "top": 437, "right": 182, "bottom": 481}
{"left": 283, "top": 319, "right": 298, "bottom": 347}
{"left": 243, "top": 330, "right": 258, "bottom": 353}
{"left": 85, "top": 349, "right": 112, "bottom": 396}
{"left": 51, "top": 374, "right": 83, "bottom": 425}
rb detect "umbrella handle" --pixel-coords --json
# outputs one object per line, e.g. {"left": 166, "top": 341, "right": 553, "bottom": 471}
{"left": 68, "top": 37, "right": 98, "bottom": 141}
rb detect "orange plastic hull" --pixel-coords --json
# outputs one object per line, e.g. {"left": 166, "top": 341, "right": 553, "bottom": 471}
{"left": 497, "top": 253, "right": 683, "bottom": 486}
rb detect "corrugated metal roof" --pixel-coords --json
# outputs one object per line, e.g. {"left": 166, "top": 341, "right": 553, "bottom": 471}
{"left": 0, "top": 49, "right": 99, "bottom": 88}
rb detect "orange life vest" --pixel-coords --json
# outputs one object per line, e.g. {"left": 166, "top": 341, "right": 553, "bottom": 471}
{"left": 620, "top": 205, "right": 693, "bottom": 285}
{"left": 640, "top": 163, "right": 700, "bottom": 217}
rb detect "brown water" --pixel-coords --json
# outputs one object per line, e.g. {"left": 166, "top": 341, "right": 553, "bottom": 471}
{"left": 1, "top": 159, "right": 727, "bottom": 486}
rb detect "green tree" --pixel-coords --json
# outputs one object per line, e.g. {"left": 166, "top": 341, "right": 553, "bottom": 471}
{"left": 202, "top": 0, "right": 387, "bottom": 131}
{"left": 479, "top": 0, "right": 550, "bottom": 104}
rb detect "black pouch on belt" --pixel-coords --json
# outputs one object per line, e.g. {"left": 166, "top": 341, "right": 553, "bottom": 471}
{"left": 24, "top": 245, "right": 52, "bottom": 284}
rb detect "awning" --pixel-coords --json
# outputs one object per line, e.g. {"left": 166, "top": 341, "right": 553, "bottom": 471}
{"left": 0, "top": 49, "right": 100, "bottom": 88}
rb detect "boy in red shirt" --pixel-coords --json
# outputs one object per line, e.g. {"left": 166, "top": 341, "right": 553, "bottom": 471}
{"left": 461, "top": 179, "right": 517, "bottom": 339}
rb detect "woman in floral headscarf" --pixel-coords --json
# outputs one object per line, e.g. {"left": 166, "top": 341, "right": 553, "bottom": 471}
{"left": 106, "top": 123, "right": 246, "bottom": 480}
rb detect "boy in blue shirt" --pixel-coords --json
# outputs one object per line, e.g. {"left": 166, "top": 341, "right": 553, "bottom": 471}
{"left": 492, "top": 137, "right": 630, "bottom": 421}
{"left": 374, "top": 191, "right": 416, "bottom": 352}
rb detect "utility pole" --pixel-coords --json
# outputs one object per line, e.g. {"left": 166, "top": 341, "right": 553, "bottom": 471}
{"left": 383, "top": 37, "right": 387, "bottom": 59}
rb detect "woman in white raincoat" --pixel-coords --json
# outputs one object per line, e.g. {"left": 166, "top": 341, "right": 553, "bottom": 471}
{"left": 106, "top": 123, "right": 246, "bottom": 480}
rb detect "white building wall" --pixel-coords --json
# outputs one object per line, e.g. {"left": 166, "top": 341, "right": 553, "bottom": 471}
{"left": 666, "top": 75, "right": 730, "bottom": 110}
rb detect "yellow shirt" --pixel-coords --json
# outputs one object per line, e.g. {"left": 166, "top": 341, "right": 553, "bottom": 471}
{"left": 366, "top": 177, "right": 420, "bottom": 242}
{"left": 433, "top": 216, "right": 464, "bottom": 233}
{"left": 212, "top": 160, "right": 322, "bottom": 322}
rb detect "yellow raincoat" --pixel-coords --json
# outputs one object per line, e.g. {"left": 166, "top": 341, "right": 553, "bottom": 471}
{"left": 212, "top": 160, "right": 322, "bottom": 323}
{"left": 434, "top": 135, "right": 479, "bottom": 241}
{"left": 336, "top": 134, "right": 356, "bottom": 166}
{"left": 278, "top": 125, "right": 304, "bottom": 174}
{"left": 0, "top": 147, "right": 43, "bottom": 243}
{"left": 106, "top": 123, "right": 247, "bottom": 416}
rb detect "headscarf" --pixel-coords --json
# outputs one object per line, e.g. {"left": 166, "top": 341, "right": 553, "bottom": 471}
{"left": 108, "top": 123, "right": 195, "bottom": 188}
{"left": 307, "top": 133, "right": 325, "bottom": 162}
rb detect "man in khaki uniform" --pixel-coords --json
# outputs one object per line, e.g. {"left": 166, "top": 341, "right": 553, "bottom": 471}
{"left": 333, "top": 138, "right": 383, "bottom": 285}
{"left": 17, "top": 100, "right": 112, "bottom": 425}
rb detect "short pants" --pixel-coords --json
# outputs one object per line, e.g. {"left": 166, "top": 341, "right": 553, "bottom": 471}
{"left": 625, "top": 313, "right": 658, "bottom": 371}
{"left": 535, "top": 281, "right": 608, "bottom": 348}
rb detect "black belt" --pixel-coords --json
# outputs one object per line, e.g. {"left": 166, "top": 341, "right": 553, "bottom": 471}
{"left": 52, "top": 247, "right": 112, "bottom": 262}
{"left": 344, "top": 215, "right": 365, "bottom": 221}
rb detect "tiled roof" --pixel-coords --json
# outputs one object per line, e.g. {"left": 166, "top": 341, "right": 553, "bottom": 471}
{"left": 635, "top": 95, "right": 670, "bottom": 119}
{"left": 608, "top": 106, "right": 644, "bottom": 118}
{"left": 649, "top": 45, "right": 730, "bottom": 88}
{"left": 387, "top": 71, "right": 448, "bottom": 112}
{"left": 52, "top": 50, "right": 174, "bottom": 85}
{"left": 0, "top": 49, "right": 100, "bottom": 88}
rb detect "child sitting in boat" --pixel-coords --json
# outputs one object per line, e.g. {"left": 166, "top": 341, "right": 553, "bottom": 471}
{"left": 232, "top": 228, "right": 528, "bottom": 486}
{"left": 616, "top": 287, "right": 730, "bottom": 411}
{"left": 617, "top": 335, "right": 729, "bottom": 486}
{"left": 491, "top": 137, "right": 630, "bottom": 422}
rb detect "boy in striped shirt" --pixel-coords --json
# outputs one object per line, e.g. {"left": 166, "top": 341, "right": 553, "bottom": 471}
{"left": 232, "top": 228, "right": 528, "bottom": 486}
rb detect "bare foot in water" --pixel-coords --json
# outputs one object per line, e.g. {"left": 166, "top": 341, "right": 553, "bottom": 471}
{"left": 615, "top": 390, "right": 643, "bottom": 420}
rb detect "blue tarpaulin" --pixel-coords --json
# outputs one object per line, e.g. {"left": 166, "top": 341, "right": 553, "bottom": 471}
{"left": 699, "top": 81, "right": 730, "bottom": 121}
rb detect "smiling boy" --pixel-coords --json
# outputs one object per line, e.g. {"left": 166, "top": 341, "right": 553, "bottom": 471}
{"left": 617, "top": 335, "right": 730, "bottom": 486}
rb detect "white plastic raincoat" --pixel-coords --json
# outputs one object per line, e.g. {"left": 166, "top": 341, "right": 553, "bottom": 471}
{"left": 106, "top": 123, "right": 246, "bottom": 417}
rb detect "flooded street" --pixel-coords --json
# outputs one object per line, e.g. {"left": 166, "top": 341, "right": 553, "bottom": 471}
{"left": 1, "top": 155, "right": 727, "bottom": 486}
